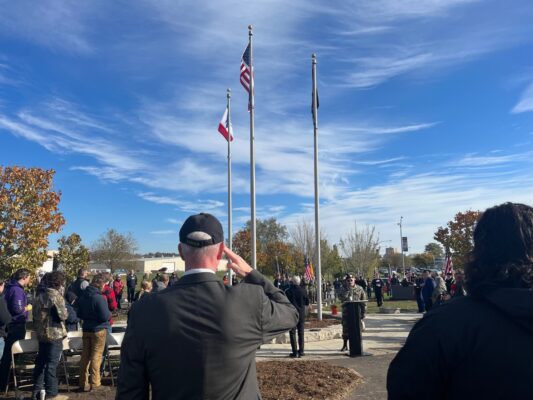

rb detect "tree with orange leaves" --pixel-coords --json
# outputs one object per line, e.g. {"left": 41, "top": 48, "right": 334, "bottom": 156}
{"left": 434, "top": 210, "right": 482, "bottom": 268}
{"left": 0, "top": 166, "right": 65, "bottom": 280}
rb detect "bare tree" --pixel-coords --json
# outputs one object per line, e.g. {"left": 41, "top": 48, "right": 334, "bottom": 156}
{"left": 290, "top": 220, "right": 315, "bottom": 260}
{"left": 339, "top": 222, "right": 380, "bottom": 278}
{"left": 91, "top": 229, "right": 138, "bottom": 271}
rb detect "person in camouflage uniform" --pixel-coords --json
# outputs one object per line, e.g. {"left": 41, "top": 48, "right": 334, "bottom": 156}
{"left": 338, "top": 274, "right": 367, "bottom": 352}
{"left": 32, "top": 271, "right": 69, "bottom": 400}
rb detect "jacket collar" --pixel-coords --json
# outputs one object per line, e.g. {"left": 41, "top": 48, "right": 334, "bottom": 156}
{"left": 176, "top": 272, "right": 222, "bottom": 285}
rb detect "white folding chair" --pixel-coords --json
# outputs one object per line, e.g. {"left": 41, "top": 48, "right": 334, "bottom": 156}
{"left": 106, "top": 332, "right": 124, "bottom": 386}
{"left": 8, "top": 339, "right": 39, "bottom": 395}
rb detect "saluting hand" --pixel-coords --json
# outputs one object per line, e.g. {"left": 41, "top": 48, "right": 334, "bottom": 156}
{"left": 224, "top": 246, "right": 253, "bottom": 278}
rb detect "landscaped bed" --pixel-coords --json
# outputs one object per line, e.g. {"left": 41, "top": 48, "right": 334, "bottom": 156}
{"left": 6, "top": 360, "right": 361, "bottom": 400}
{"left": 258, "top": 360, "right": 362, "bottom": 400}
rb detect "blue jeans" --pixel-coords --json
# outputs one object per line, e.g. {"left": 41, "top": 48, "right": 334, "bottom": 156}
{"left": 32, "top": 340, "right": 63, "bottom": 398}
{"left": 415, "top": 291, "right": 425, "bottom": 312}
{"left": 0, "top": 337, "right": 4, "bottom": 361}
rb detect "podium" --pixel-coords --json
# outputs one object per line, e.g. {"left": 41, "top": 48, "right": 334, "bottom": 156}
{"left": 342, "top": 300, "right": 367, "bottom": 357}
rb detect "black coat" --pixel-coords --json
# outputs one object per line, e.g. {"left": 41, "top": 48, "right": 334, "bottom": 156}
{"left": 117, "top": 270, "right": 298, "bottom": 400}
{"left": 76, "top": 285, "right": 111, "bottom": 332}
{"left": 285, "top": 284, "right": 309, "bottom": 322}
{"left": 0, "top": 295, "right": 12, "bottom": 338}
{"left": 127, "top": 274, "right": 137, "bottom": 289}
{"left": 65, "top": 302, "right": 80, "bottom": 332}
{"left": 387, "top": 288, "right": 533, "bottom": 399}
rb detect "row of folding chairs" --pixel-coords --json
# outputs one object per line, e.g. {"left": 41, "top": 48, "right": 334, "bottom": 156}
{"left": 4, "top": 330, "right": 124, "bottom": 396}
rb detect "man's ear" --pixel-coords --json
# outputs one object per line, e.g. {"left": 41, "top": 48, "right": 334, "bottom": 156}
{"left": 178, "top": 243, "right": 184, "bottom": 259}
{"left": 216, "top": 242, "right": 224, "bottom": 260}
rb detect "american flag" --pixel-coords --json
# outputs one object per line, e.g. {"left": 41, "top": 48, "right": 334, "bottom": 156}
{"left": 240, "top": 44, "right": 252, "bottom": 94}
{"left": 304, "top": 256, "right": 314, "bottom": 281}
{"left": 444, "top": 254, "right": 454, "bottom": 275}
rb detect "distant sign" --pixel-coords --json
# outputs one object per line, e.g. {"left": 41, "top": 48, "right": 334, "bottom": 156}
{"left": 401, "top": 237, "right": 408, "bottom": 252}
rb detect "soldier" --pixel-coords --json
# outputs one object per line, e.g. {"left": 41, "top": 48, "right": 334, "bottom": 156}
{"left": 338, "top": 274, "right": 367, "bottom": 352}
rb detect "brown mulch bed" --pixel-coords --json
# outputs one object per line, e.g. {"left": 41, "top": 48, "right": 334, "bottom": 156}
{"left": 257, "top": 360, "right": 362, "bottom": 400}
{"left": 305, "top": 315, "right": 341, "bottom": 329}
{"left": 7, "top": 361, "right": 361, "bottom": 400}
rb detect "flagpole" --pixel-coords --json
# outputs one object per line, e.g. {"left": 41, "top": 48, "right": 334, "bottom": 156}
{"left": 227, "top": 88, "right": 233, "bottom": 286}
{"left": 312, "top": 53, "right": 323, "bottom": 321}
{"left": 248, "top": 25, "right": 257, "bottom": 270}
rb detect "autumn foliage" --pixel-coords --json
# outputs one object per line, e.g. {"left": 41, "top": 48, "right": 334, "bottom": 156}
{"left": 434, "top": 210, "right": 482, "bottom": 268}
{"left": 0, "top": 166, "right": 65, "bottom": 280}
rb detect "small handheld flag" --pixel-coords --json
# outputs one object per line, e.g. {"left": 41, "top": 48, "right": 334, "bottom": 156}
{"left": 218, "top": 108, "right": 234, "bottom": 142}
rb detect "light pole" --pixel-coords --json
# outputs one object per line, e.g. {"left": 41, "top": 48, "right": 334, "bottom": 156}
{"left": 398, "top": 217, "right": 405, "bottom": 275}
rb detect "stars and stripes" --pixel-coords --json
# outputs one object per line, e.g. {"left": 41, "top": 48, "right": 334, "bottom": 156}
{"left": 304, "top": 256, "right": 315, "bottom": 281}
{"left": 444, "top": 254, "right": 454, "bottom": 276}
{"left": 217, "top": 107, "right": 234, "bottom": 142}
{"left": 240, "top": 43, "right": 252, "bottom": 94}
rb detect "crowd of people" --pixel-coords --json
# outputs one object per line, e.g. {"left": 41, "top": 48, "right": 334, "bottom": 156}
{"left": 0, "top": 265, "right": 169, "bottom": 399}
{"left": 0, "top": 203, "right": 531, "bottom": 399}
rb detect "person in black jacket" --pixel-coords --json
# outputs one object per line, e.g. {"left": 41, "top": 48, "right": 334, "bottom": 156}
{"left": 387, "top": 202, "right": 533, "bottom": 399}
{"left": 76, "top": 274, "right": 111, "bottom": 392}
{"left": 285, "top": 275, "right": 309, "bottom": 358}
{"left": 117, "top": 213, "right": 298, "bottom": 400}
{"left": 0, "top": 281, "right": 12, "bottom": 361}
{"left": 66, "top": 269, "right": 89, "bottom": 301}
{"left": 126, "top": 270, "right": 137, "bottom": 304}
{"left": 65, "top": 292, "right": 80, "bottom": 332}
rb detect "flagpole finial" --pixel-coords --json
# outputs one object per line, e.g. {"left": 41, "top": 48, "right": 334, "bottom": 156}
{"left": 227, "top": 88, "right": 231, "bottom": 98}
{"left": 248, "top": 25, "right": 253, "bottom": 33}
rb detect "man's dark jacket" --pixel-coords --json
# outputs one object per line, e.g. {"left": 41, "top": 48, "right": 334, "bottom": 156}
{"left": 387, "top": 288, "right": 533, "bottom": 399}
{"left": 67, "top": 278, "right": 87, "bottom": 300}
{"left": 76, "top": 285, "right": 111, "bottom": 332}
{"left": 117, "top": 270, "right": 299, "bottom": 400}
{"left": 285, "top": 284, "right": 309, "bottom": 323}
{"left": 0, "top": 295, "right": 11, "bottom": 338}
{"left": 127, "top": 274, "right": 137, "bottom": 289}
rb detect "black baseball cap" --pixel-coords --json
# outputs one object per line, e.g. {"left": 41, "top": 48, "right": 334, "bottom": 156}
{"left": 179, "top": 213, "right": 224, "bottom": 248}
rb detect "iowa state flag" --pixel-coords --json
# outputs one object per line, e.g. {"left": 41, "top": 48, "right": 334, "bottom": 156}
{"left": 218, "top": 108, "right": 234, "bottom": 142}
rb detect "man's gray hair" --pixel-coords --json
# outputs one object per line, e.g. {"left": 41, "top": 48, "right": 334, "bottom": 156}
{"left": 291, "top": 275, "right": 301, "bottom": 286}
{"left": 180, "top": 242, "right": 220, "bottom": 260}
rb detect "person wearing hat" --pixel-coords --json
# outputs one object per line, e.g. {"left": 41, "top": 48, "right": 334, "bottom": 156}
{"left": 117, "top": 213, "right": 299, "bottom": 400}
{"left": 285, "top": 275, "right": 309, "bottom": 358}
{"left": 338, "top": 274, "right": 367, "bottom": 352}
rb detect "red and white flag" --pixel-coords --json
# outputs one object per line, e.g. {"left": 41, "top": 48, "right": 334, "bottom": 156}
{"left": 444, "top": 255, "right": 454, "bottom": 276}
{"left": 217, "top": 108, "right": 234, "bottom": 142}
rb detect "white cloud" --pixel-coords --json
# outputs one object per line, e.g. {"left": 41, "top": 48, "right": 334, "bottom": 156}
{"left": 511, "top": 82, "right": 533, "bottom": 114}
{"left": 150, "top": 230, "right": 176, "bottom": 235}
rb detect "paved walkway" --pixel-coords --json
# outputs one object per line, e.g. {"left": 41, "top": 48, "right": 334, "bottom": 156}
{"left": 257, "top": 313, "right": 421, "bottom": 399}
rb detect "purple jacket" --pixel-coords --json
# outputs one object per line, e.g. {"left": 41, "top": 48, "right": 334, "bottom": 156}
{"left": 4, "top": 279, "right": 28, "bottom": 324}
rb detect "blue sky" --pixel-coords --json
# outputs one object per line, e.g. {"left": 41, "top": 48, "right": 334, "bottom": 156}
{"left": 1, "top": 0, "right": 533, "bottom": 254}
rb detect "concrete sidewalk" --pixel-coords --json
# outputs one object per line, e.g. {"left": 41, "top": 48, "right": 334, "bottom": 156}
{"left": 257, "top": 313, "right": 420, "bottom": 359}
{"left": 257, "top": 313, "right": 420, "bottom": 400}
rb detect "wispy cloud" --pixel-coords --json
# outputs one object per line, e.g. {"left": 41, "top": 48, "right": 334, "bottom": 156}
{"left": 150, "top": 230, "right": 176, "bottom": 235}
{"left": 0, "top": 1, "right": 100, "bottom": 54}
{"left": 511, "top": 82, "right": 533, "bottom": 114}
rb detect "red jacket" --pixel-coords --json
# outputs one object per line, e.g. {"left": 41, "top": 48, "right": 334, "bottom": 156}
{"left": 102, "top": 284, "right": 117, "bottom": 325}
{"left": 113, "top": 279, "right": 124, "bottom": 296}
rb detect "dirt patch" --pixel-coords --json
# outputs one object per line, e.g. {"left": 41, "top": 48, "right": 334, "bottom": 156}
{"left": 305, "top": 315, "right": 341, "bottom": 329}
{"left": 257, "top": 360, "right": 362, "bottom": 400}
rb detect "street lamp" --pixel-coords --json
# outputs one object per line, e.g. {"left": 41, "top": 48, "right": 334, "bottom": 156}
{"left": 398, "top": 217, "right": 405, "bottom": 274}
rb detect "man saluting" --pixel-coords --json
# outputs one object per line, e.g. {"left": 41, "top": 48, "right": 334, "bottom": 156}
{"left": 117, "top": 213, "right": 298, "bottom": 400}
